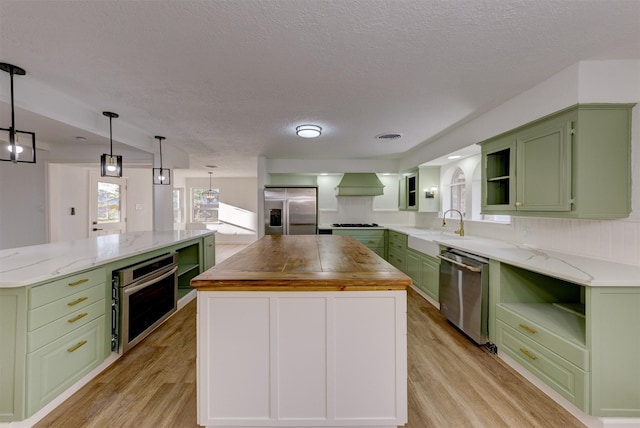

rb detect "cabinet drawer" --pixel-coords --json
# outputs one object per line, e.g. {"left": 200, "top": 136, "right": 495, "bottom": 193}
{"left": 496, "top": 303, "right": 588, "bottom": 369}
{"left": 497, "top": 321, "right": 588, "bottom": 410}
{"left": 387, "top": 252, "right": 405, "bottom": 271}
{"left": 28, "top": 299, "right": 105, "bottom": 352}
{"left": 29, "top": 267, "right": 106, "bottom": 309}
{"left": 29, "top": 283, "right": 105, "bottom": 331}
{"left": 388, "top": 231, "right": 407, "bottom": 246}
{"left": 26, "top": 317, "right": 105, "bottom": 416}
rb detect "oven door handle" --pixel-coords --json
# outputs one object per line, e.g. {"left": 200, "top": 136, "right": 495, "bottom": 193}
{"left": 437, "top": 255, "right": 483, "bottom": 273}
{"left": 123, "top": 265, "right": 178, "bottom": 295}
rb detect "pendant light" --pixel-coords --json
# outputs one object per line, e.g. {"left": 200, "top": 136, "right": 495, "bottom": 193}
{"left": 0, "top": 63, "right": 36, "bottom": 163}
{"left": 153, "top": 135, "right": 171, "bottom": 185}
{"left": 202, "top": 171, "right": 216, "bottom": 201}
{"left": 100, "top": 111, "right": 123, "bottom": 177}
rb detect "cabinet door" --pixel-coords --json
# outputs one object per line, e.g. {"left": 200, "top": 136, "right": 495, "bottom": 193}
{"left": 203, "top": 235, "right": 215, "bottom": 271}
{"left": 27, "top": 317, "right": 105, "bottom": 416}
{"left": 481, "top": 137, "right": 517, "bottom": 212}
{"left": 398, "top": 177, "right": 407, "bottom": 210}
{"left": 516, "top": 119, "right": 572, "bottom": 212}
{"left": 406, "top": 173, "right": 418, "bottom": 211}
{"left": 420, "top": 255, "right": 440, "bottom": 301}
{"left": 405, "top": 250, "right": 421, "bottom": 285}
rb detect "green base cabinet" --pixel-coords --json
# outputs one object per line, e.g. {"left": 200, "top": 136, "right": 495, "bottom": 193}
{"left": 480, "top": 103, "right": 635, "bottom": 219}
{"left": 405, "top": 248, "right": 440, "bottom": 302}
{"left": 0, "top": 288, "right": 27, "bottom": 421}
{"left": 420, "top": 254, "right": 440, "bottom": 301}
{"left": 333, "top": 229, "right": 386, "bottom": 258}
{"left": 0, "top": 234, "right": 214, "bottom": 423}
{"left": 386, "top": 231, "right": 407, "bottom": 271}
{"left": 489, "top": 261, "right": 640, "bottom": 417}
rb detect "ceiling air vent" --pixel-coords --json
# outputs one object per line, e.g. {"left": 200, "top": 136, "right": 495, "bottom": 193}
{"left": 376, "top": 133, "right": 402, "bottom": 140}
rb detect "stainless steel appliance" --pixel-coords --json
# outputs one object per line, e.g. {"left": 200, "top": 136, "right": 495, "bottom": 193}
{"left": 112, "top": 252, "right": 178, "bottom": 353}
{"left": 438, "top": 248, "right": 489, "bottom": 345}
{"left": 264, "top": 186, "right": 318, "bottom": 235}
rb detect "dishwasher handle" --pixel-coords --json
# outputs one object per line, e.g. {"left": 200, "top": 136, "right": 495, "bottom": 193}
{"left": 437, "top": 255, "right": 483, "bottom": 273}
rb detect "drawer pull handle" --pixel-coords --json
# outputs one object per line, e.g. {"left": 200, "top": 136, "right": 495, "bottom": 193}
{"left": 67, "top": 297, "right": 88, "bottom": 307}
{"left": 519, "top": 323, "right": 537, "bottom": 334}
{"left": 68, "top": 278, "right": 89, "bottom": 287}
{"left": 519, "top": 348, "right": 538, "bottom": 360}
{"left": 67, "top": 340, "right": 88, "bottom": 353}
{"left": 68, "top": 313, "right": 88, "bottom": 323}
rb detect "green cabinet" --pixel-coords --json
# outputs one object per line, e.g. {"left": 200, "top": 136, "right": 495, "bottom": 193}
{"left": 405, "top": 248, "right": 440, "bottom": 302}
{"left": 0, "top": 234, "right": 214, "bottom": 423}
{"left": 480, "top": 104, "right": 634, "bottom": 218}
{"left": 333, "top": 229, "right": 386, "bottom": 258}
{"left": 386, "top": 231, "right": 407, "bottom": 271}
{"left": 489, "top": 261, "right": 640, "bottom": 417}
{"left": 203, "top": 234, "right": 216, "bottom": 271}
{"left": 420, "top": 254, "right": 440, "bottom": 301}
{"left": 398, "top": 170, "right": 418, "bottom": 211}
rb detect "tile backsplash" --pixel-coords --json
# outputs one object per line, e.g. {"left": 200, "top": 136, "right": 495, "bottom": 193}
{"left": 320, "top": 197, "right": 640, "bottom": 266}
{"left": 420, "top": 213, "right": 640, "bottom": 266}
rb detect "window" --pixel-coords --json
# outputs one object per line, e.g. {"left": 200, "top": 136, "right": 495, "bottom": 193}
{"left": 192, "top": 188, "right": 220, "bottom": 223}
{"left": 97, "top": 181, "right": 121, "bottom": 223}
{"left": 450, "top": 168, "right": 466, "bottom": 217}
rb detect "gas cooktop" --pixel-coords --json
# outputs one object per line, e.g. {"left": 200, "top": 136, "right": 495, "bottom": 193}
{"left": 332, "top": 223, "right": 380, "bottom": 227}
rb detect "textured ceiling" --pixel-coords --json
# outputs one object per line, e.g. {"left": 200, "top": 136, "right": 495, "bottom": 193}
{"left": 0, "top": 0, "right": 639, "bottom": 177}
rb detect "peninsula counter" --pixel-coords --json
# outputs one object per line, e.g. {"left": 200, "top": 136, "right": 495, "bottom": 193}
{"left": 191, "top": 235, "right": 412, "bottom": 428}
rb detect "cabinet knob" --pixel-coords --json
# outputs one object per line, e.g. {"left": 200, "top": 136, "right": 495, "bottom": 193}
{"left": 515, "top": 201, "right": 523, "bottom": 207}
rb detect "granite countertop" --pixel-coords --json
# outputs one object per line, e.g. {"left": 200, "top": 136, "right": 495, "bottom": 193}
{"left": 385, "top": 225, "right": 640, "bottom": 287}
{"left": 0, "top": 230, "right": 215, "bottom": 288}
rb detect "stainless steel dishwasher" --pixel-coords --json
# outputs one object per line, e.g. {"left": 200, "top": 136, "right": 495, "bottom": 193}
{"left": 438, "top": 248, "right": 489, "bottom": 345}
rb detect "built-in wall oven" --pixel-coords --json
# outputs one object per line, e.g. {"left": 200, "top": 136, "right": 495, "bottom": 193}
{"left": 111, "top": 253, "right": 178, "bottom": 354}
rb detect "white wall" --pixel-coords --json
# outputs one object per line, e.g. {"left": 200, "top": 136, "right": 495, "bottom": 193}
{"left": 48, "top": 164, "right": 154, "bottom": 242}
{"left": 126, "top": 167, "right": 154, "bottom": 232}
{"left": 411, "top": 60, "right": 640, "bottom": 266}
{"left": 0, "top": 149, "right": 49, "bottom": 249}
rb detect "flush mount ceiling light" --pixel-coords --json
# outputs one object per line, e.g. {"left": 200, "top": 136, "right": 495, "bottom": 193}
{"left": 100, "top": 111, "right": 123, "bottom": 177}
{"left": 296, "top": 124, "right": 322, "bottom": 138}
{"left": 0, "top": 63, "right": 36, "bottom": 163}
{"left": 153, "top": 135, "right": 171, "bottom": 185}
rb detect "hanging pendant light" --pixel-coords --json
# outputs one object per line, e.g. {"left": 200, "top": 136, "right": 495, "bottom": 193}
{"left": 152, "top": 135, "right": 171, "bottom": 185}
{"left": 0, "top": 63, "right": 36, "bottom": 163}
{"left": 100, "top": 111, "right": 123, "bottom": 177}
{"left": 202, "top": 171, "right": 216, "bottom": 201}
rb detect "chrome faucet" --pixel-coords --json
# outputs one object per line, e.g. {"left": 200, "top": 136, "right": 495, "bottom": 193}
{"left": 442, "top": 209, "right": 465, "bottom": 236}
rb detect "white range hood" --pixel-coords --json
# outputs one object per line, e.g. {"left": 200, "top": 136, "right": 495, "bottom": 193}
{"left": 335, "top": 173, "right": 385, "bottom": 196}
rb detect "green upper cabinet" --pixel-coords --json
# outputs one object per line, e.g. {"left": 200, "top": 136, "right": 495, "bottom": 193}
{"left": 398, "top": 169, "right": 418, "bottom": 211}
{"left": 480, "top": 104, "right": 634, "bottom": 219}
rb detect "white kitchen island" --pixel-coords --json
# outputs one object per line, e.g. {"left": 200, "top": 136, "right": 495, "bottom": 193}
{"left": 191, "top": 235, "right": 412, "bottom": 428}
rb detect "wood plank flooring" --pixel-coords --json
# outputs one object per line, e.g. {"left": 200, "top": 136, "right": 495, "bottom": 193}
{"left": 35, "top": 244, "right": 585, "bottom": 428}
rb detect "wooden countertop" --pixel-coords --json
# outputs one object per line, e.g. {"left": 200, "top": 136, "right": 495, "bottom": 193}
{"left": 191, "top": 235, "right": 412, "bottom": 291}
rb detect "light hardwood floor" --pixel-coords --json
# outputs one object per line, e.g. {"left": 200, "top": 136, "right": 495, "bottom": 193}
{"left": 35, "top": 244, "right": 584, "bottom": 428}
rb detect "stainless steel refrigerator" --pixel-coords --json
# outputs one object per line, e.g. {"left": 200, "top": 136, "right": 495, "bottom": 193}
{"left": 264, "top": 186, "right": 318, "bottom": 235}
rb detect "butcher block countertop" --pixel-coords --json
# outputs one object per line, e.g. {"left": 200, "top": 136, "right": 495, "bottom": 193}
{"left": 191, "top": 234, "right": 412, "bottom": 291}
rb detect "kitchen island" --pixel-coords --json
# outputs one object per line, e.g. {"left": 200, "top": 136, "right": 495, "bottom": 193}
{"left": 0, "top": 230, "right": 215, "bottom": 425}
{"left": 191, "top": 234, "right": 412, "bottom": 428}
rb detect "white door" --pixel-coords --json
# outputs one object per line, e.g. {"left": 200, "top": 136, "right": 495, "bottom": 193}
{"left": 89, "top": 172, "right": 127, "bottom": 237}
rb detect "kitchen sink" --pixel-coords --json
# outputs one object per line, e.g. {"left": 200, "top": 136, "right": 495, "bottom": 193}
{"left": 407, "top": 231, "right": 466, "bottom": 257}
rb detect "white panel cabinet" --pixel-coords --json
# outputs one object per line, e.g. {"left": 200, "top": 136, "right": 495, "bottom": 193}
{"left": 197, "top": 290, "right": 407, "bottom": 427}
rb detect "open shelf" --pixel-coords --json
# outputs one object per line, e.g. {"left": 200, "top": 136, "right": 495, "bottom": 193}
{"left": 498, "top": 302, "right": 586, "bottom": 348}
